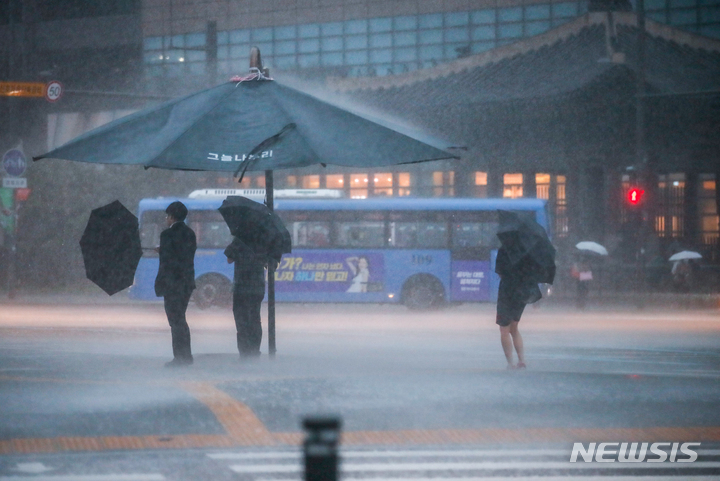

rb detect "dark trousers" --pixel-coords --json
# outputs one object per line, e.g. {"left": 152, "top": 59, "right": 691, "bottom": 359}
{"left": 576, "top": 281, "right": 590, "bottom": 310}
{"left": 233, "top": 290, "right": 264, "bottom": 355}
{"left": 164, "top": 291, "right": 193, "bottom": 360}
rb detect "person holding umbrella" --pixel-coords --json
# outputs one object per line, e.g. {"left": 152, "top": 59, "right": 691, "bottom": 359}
{"left": 225, "top": 236, "right": 276, "bottom": 359}
{"left": 495, "top": 211, "right": 556, "bottom": 370}
{"left": 155, "top": 201, "right": 197, "bottom": 367}
{"left": 219, "top": 196, "right": 290, "bottom": 358}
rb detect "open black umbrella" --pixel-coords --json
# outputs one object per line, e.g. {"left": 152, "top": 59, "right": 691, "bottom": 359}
{"left": 496, "top": 210, "right": 556, "bottom": 284}
{"left": 218, "top": 196, "right": 291, "bottom": 261}
{"left": 79, "top": 200, "right": 143, "bottom": 296}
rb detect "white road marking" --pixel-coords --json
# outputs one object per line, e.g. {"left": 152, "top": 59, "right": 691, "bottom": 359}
{"left": 0, "top": 475, "right": 165, "bottom": 481}
{"left": 252, "top": 478, "right": 720, "bottom": 481}
{"left": 12, "top": 462, "right": 53, "bottom": 474}
{"left": 228, "top": 460, "right": 720, "bottom": 473}
{"left": 209, "top": 449, "right": 569, "bottom": 460}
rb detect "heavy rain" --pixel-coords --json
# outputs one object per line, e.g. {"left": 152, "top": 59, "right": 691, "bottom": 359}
{"left": 1, "top": 0, "right": 720, "bottom": 480}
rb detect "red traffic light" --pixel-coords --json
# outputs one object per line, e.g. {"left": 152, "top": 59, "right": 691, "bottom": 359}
{"left": 627, "top": 187, "right": 645, "bottom": 205}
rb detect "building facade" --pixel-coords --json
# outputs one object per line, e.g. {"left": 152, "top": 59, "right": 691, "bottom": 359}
{"left": 2, "top": 0, "right": 719, "bottom": 281}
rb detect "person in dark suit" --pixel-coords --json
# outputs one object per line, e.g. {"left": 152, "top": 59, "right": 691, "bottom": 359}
{"left": 224, "top": 236, "right": 271, "bottom": 359}
{"left": 155, "top": 201, "right": 197, "bottom": 367}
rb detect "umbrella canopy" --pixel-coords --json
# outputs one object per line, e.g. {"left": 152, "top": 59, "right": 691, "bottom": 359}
{"left": 575, "top": 241, "right": 608, "bottom": 256}
{"left": 79, "top": 200, "right": 143, "bottom": 296}
{"left": 218, "top": 196, "right": 291, "bottom": 261}
{"left": 34, "top": 75, "right": 455, "bottom": 172}
{"left": 669, "top": 250, "right": 702, "bottom": 261}
{"left": 496, "top": 210, "right": 556, "bottom": 284}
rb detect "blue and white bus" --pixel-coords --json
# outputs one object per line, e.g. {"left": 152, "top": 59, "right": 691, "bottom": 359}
{"left": 129, "top": 189, "right": 549, "bottom": 309}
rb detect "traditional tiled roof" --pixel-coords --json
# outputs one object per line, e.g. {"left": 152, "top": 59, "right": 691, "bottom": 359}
{"left": 325, "top": 11, "right": 720, "bottom": 172}
{"left": 329, "top": 12, "right": 720, "bottom": 102}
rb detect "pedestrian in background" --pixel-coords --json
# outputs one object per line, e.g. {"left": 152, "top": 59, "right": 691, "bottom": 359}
{"left": 225, "top": 236, "right": 272, "bottom": 359}
{"left": 155, "top": 201, "right": 197, "bottom": 367}
{"left": 571, "top": 257, "right": 593, "bottom": 310}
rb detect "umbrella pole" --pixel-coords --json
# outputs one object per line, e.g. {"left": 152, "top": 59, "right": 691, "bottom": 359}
{"left": 266, "top": 170, "right": 277, "bottom": 358}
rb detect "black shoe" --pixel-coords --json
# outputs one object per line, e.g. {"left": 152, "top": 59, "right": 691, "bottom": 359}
{"left": 164, "top": 357, "right": 193, "bottom": 368}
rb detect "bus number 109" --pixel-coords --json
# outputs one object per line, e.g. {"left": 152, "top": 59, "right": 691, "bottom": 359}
{"left": 411, "top": 254, "right": 433, "bottom": 266}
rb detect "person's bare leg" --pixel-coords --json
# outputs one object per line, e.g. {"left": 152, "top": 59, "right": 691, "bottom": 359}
{"left": 509, "top": 321, "right": 525, "bottom": 367}
{"left": 500, "top": 325, "right": 515, "bottom": 368}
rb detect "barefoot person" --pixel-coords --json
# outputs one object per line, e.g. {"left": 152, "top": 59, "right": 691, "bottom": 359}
{"left": 495, "top": 246, "right": 544, "bottom": 370}
{"left": 494, "top": 210, "right": 555, "bottom": 370}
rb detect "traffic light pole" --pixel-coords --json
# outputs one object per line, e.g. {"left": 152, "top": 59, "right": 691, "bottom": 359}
{"left": 635, "top": 0, "right": 648, "bottom": 308}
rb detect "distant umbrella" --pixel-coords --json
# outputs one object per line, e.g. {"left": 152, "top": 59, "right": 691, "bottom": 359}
{"left": 496, "top": 210, "right": 556, "bottom": 284}
{"left": 79, "top": 200, "right": 142, "bottom": 296}
{"left": 576, "top": 241, "right": 608, "bottom": 256}
{"left": 218, "top": 196, "right": 291, "bottom": 262}
{"left": 669, "top": 250, "right": 702, "bottom": 261}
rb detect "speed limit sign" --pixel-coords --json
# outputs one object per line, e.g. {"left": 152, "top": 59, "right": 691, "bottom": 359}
{"left": 45, "top": 80, "right": 63, "bottom": 102}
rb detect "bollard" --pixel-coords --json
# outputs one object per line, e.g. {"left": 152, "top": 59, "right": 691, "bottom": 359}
{"left": 303, "top": 416, "right": 342, "bottom": 481}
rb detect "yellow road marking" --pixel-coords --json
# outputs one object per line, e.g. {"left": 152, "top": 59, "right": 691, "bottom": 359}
{"left": 2, "top": 376, "right": 720, "bottom": 454}
{"left": 180, "top": 381, "right": 276, "bottom": 445}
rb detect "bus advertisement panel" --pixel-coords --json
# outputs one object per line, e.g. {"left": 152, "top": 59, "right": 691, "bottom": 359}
{"left": 129, "top": 192, "right": 549, "bottom": 310}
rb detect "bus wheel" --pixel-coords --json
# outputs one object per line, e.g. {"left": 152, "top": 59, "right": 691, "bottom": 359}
{"left": 402, "top": 275, "right": 445, "bottom": 311}
{"left": 193, "top": 274, "right": 231, "bottom": 309}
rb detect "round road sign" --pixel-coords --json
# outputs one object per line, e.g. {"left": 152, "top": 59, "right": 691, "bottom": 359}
{"left": 2, "top": 149, "right": 27, "bottom": 177}
{"left": 45, "top": 80, "right": 63, "bottom": 102}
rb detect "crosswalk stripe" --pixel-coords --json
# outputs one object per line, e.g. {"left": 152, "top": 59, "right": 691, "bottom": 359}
{"left": 251, "top": 478, "right": 720, "bottom": 481}
{"left": 339, "top": 461, "right": 720, "bottom": 471}
{"left": 209, "top": 449, "right": 570, "bottom": 459}
{"left": 210, "top": 448, "right": 720, "bottom": 460}
{"left": 0, "top": 475, "right": 165, "bottom": 481}
{"left": 229, "top": 460, "right": 720, "bottom": 473}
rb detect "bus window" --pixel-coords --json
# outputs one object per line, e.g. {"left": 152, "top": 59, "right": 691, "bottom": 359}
{"left": 335, "top": 221, "right": 385, "bottom": 247}
{"left": 418, "top": 222, "right": 448, "bottom": 248}
{"left": 292, "top": 221, "right": 331, "bottom": 247}
{"left": 390, "top": 222, "right": 448, "bottom": 248}
{"left": 452, "top": 222, "right": 499, "bottom": 248}
{"left": 140, "top": 210, "right": 165, "bottom": 252}
{"left": 187, "top": 210, "right": 232, "bottom": 249}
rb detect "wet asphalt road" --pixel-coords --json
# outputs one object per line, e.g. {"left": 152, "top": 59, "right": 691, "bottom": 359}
{"left": 0, "top": 297, "right": 719, "bottom": 479}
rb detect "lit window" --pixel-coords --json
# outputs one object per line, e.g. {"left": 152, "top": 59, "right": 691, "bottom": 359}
{"left": 398, "top": 172, "right": 411, "bottom": 196}
{"left": 503, "top": 173, "right": 523, "bottom": 199}
{"left": 536, "top": 173, "right": 550, "bottom": 200}
{"left": 302, "top": 175, "right": 320, "bottom": 189}
{"left": 350, "top": 173, "right": 368, "bottom": 199}
{"left": 556, "top": 175, "right": 568, "bottom": 237}
{"left": 433, "top": 171, "right": 454, "bottom": 196}
{"left": 475, "top": 172, "right": 488, "bottom": 198}
{"left": 373, "top": 172, "right": 393, "bottom": 197}
{"left": 698, "top": 173, "right": 719, "bottom": 248}
{"left": 326, "top": 174, "right": 344, "bottom": 189}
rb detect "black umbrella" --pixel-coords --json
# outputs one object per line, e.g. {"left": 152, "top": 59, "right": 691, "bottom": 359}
{"left": 218, "top": 196, "right": 291, "bottom": 261}
{"left": 79, "top": 200, "right": 143, "bottom": 296}
{"left": 496, "top": 210, "right": 556, "bottom": 284}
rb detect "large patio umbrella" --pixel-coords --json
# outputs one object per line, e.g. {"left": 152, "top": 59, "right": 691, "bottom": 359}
{"left": 34, "top": 49, "right": 458, "bottom": 356}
